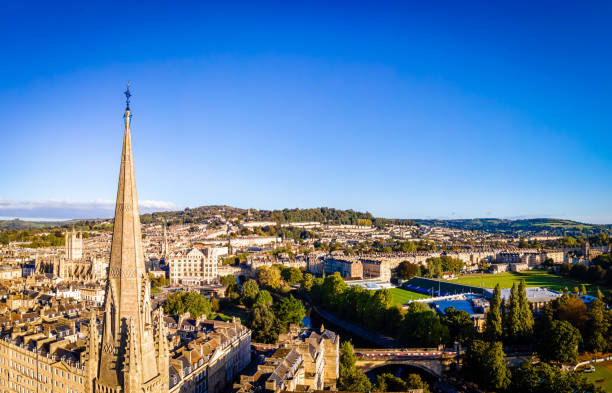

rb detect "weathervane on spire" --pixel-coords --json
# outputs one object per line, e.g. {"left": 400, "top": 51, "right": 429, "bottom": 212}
{"left": 124, "top": 82, "right": 132, "bottom": 110}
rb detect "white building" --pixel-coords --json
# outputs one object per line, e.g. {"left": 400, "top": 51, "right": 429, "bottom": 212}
{"left": 168, "top": 247, "right": 219, "bottom": 286}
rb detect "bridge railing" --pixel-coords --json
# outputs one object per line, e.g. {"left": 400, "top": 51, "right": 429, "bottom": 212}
{"left": 354, "top": 349, "right": 458, "bottom": 358}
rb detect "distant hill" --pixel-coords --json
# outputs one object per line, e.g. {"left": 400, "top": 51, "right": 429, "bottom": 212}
{"left": 0, "top": 219, "right": 71, "bottom": 231}
{"left": 1, "top": 210, "right": 609, "bottom": 238}
{"left": 412, "top": 218, "right": 610, "bottom": 236}
{"left": 139, "top": 206, "right": 379, "bottom": 226}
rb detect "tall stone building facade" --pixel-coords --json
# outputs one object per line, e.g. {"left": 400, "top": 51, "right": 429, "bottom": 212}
{"left": 65, "top": 230, "right": 84, "bottom": 260}
{"left": 167, "top": 248, "right": 219, "bottom": 286}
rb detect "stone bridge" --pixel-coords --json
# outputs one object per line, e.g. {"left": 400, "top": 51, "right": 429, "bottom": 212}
{"left": 353, "top": 349, "right": 459, "bottom": 378}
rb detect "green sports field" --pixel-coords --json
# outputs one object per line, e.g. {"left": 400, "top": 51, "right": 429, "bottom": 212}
{"left": 451, "top": 270, "right": 602, "bottom": 294}
{"left": 585, "top": 360, "right": 612, "bottom": 392}
{"left": 389, "top": 287, "right": 429, "bottom": 305}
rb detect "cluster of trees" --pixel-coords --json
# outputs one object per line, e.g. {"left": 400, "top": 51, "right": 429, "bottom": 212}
{"left": 462, "top": 340, "right": 604, "bottom": 392}
{"left": 462, "top": 282, "right": 608, "bottom": 392}
{"left": 373, "top": 373, "right": 430, "bottom": 393}
{"left": 559, "top": 259, "right": 612, "bottom": 286}
{"left": 220, "top": 274, "right": 305, "bottom": 344}
{"left": 313, "top": 239, "right": 435, "bottom": 256}
{"left": 423, "top": 256, "right": 464, "bottom": 277}
{"left": 0, "top": 229, "right": 65, "bottom": 247}
{"left": 268, "top": 207, "right": 374, "bottom": 226}
{"left": 538, "top": 293, "right": 611, "bottom": 358}
{"left": 483, "top": 281, "right": 611, "bottom": 362}
{"left": 255, "top": 265, "right": 305, "bottom": 291}
{"left": 309, "top": 274, "right": 471, "bottom": 346}
{"left": 164, "top": 291, "right": 217, "bottom": 318}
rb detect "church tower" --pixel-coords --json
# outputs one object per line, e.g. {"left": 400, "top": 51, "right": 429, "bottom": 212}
{"left": 65, "top": 227, "right": 83, "bottom": 260}
{"left": 161, "top": 220, "right": 169, "bottom": 259}
{"left": 96, "top": 85, "right": 167, "bottom": 393}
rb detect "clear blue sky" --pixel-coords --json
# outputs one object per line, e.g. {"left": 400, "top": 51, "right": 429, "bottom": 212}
{"left": 1, "top": 1, "right": 610, "bottom": 223}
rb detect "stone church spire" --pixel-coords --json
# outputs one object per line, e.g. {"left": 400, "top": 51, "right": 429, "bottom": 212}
{"left": 96, "top": 85, "right": 165, "bottom": 393}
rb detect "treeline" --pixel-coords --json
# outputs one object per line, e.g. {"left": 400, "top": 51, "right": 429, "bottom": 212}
{"left": 266, "top": 207, "right": 374, "bottom": 226}
{"left": 0, "top": 229, "right": 65, "bottom": 247}
{"left": 414, "top": 218, "right": 611, "bottom": 236}
{"left": 233, "top": 225, "right": 319, "bottom": 242}
{"left": 394, "top": 257, "right": 465, "bottom": 280}
{"left": 308, "top": 274, "right": 463, "bottom": 346}
{"left": 558, "top": 254, "right": 612, "bottom": 286}
{"left": 313, "top": 239, "right": 436, "bottom": 255}
{"left": 140, "top": 206, "right": 379, "bottom": 227}
{"left": 0, "top": 219, "right": 64, "bottom": 231}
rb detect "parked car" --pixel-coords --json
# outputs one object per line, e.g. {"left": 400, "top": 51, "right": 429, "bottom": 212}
{"left": 583, "top": 365, "right": 595, "bottom": 373}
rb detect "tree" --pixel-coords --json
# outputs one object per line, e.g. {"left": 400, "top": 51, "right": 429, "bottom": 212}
{"left": 164, "top": 291, "right": 212, "bottom": 318}
{"left": 182, "top": 291, "right": 212, "bottom": 318}
{"left": 374, "top": 373, "right": 406, "bottom": 392}
{"left": 401, "top": 302, "right": 449, "bottom": 347}
{"left": 585, "top": 298, "right": 609, "bottom": 353}
{"left": 517, "top": 280, "right": 534, "bottom": 340}
{"left": 441, "top": 307, "right": 474, "bottom": 344}
{"left": 220, "top": 275, "right": 237, "bottom": 287}
{"left": 396, "top": 261, "right": 421, "bottom": 280}
{"left": 274, "top": 295, "right": 306, "bottom": 332}
{"left": 503, "top": 282, "right": 521, "bottom": 343}
{"left": 338, "top": 341, "right": 371, "bottom": 393}
{"left": 249, "top": 305, "right": 281, "bottom": 344}
{"left": 406, "top": 374, "right": 431, "bottom": 393}
{"left": 254, "top": 290, "right": 273, "bottom": 307}
{"left": 321, "top": 273, "right": 347, "bottom": 309}
{"left": 374, "top": 373, "right": 430, "bottom": 393}
{"left": 554, "top": 294, "right": 589, "bottom": 334}
{"left": 425, "top": 257, "right": 442, "bottom": 278}
{"left": 537, "top": 320, "right": 581, "bottom": 363}
{"left": 301, "top": 273, "right": 314, "bottom": 292}
{"left": 462, "top": 340, "right": 510, "bottom": 391}
{"left": 281, "top": 267, "right": 303, "bottom": 284}
{"left": 240, "top": 279, "right": 259, "bottom": 307}
{"left": 365, "top": 290, "right": 393, "bottom": 329}
{"left": 257, "top": 266, "right": 282, "bottom": 290}
{"left": 384, "top": 305, "right": 405, "bottom": 336}
{"left": 485, "top": 284, "right": 503, "bottom": 341}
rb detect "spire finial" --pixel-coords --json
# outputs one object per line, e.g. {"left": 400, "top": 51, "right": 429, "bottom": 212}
{"left": 124, "top": 82, "right": 132, "bottom": 110}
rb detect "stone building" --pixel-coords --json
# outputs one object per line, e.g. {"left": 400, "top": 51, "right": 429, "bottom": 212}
{"left": 65, "top": 230, "right": 83, "bottom": 260}
{"left": 234, "top": 326, "right": 339, "bottom": 393}
{"left": 167, "top": 247, "right": 219, "bottom": 286}
{"left": 322, "top": 258, "right": 362, "bottom": 278}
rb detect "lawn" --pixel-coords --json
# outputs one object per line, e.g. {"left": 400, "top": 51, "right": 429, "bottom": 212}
{"left": 585, "top": 360, "right": 612, "bottom": 392}
{"left": 389, "top": 287, "right": 429, "bottom": 305}
{"left": 451, "top": 270, "right": 603, "bottom": 295}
